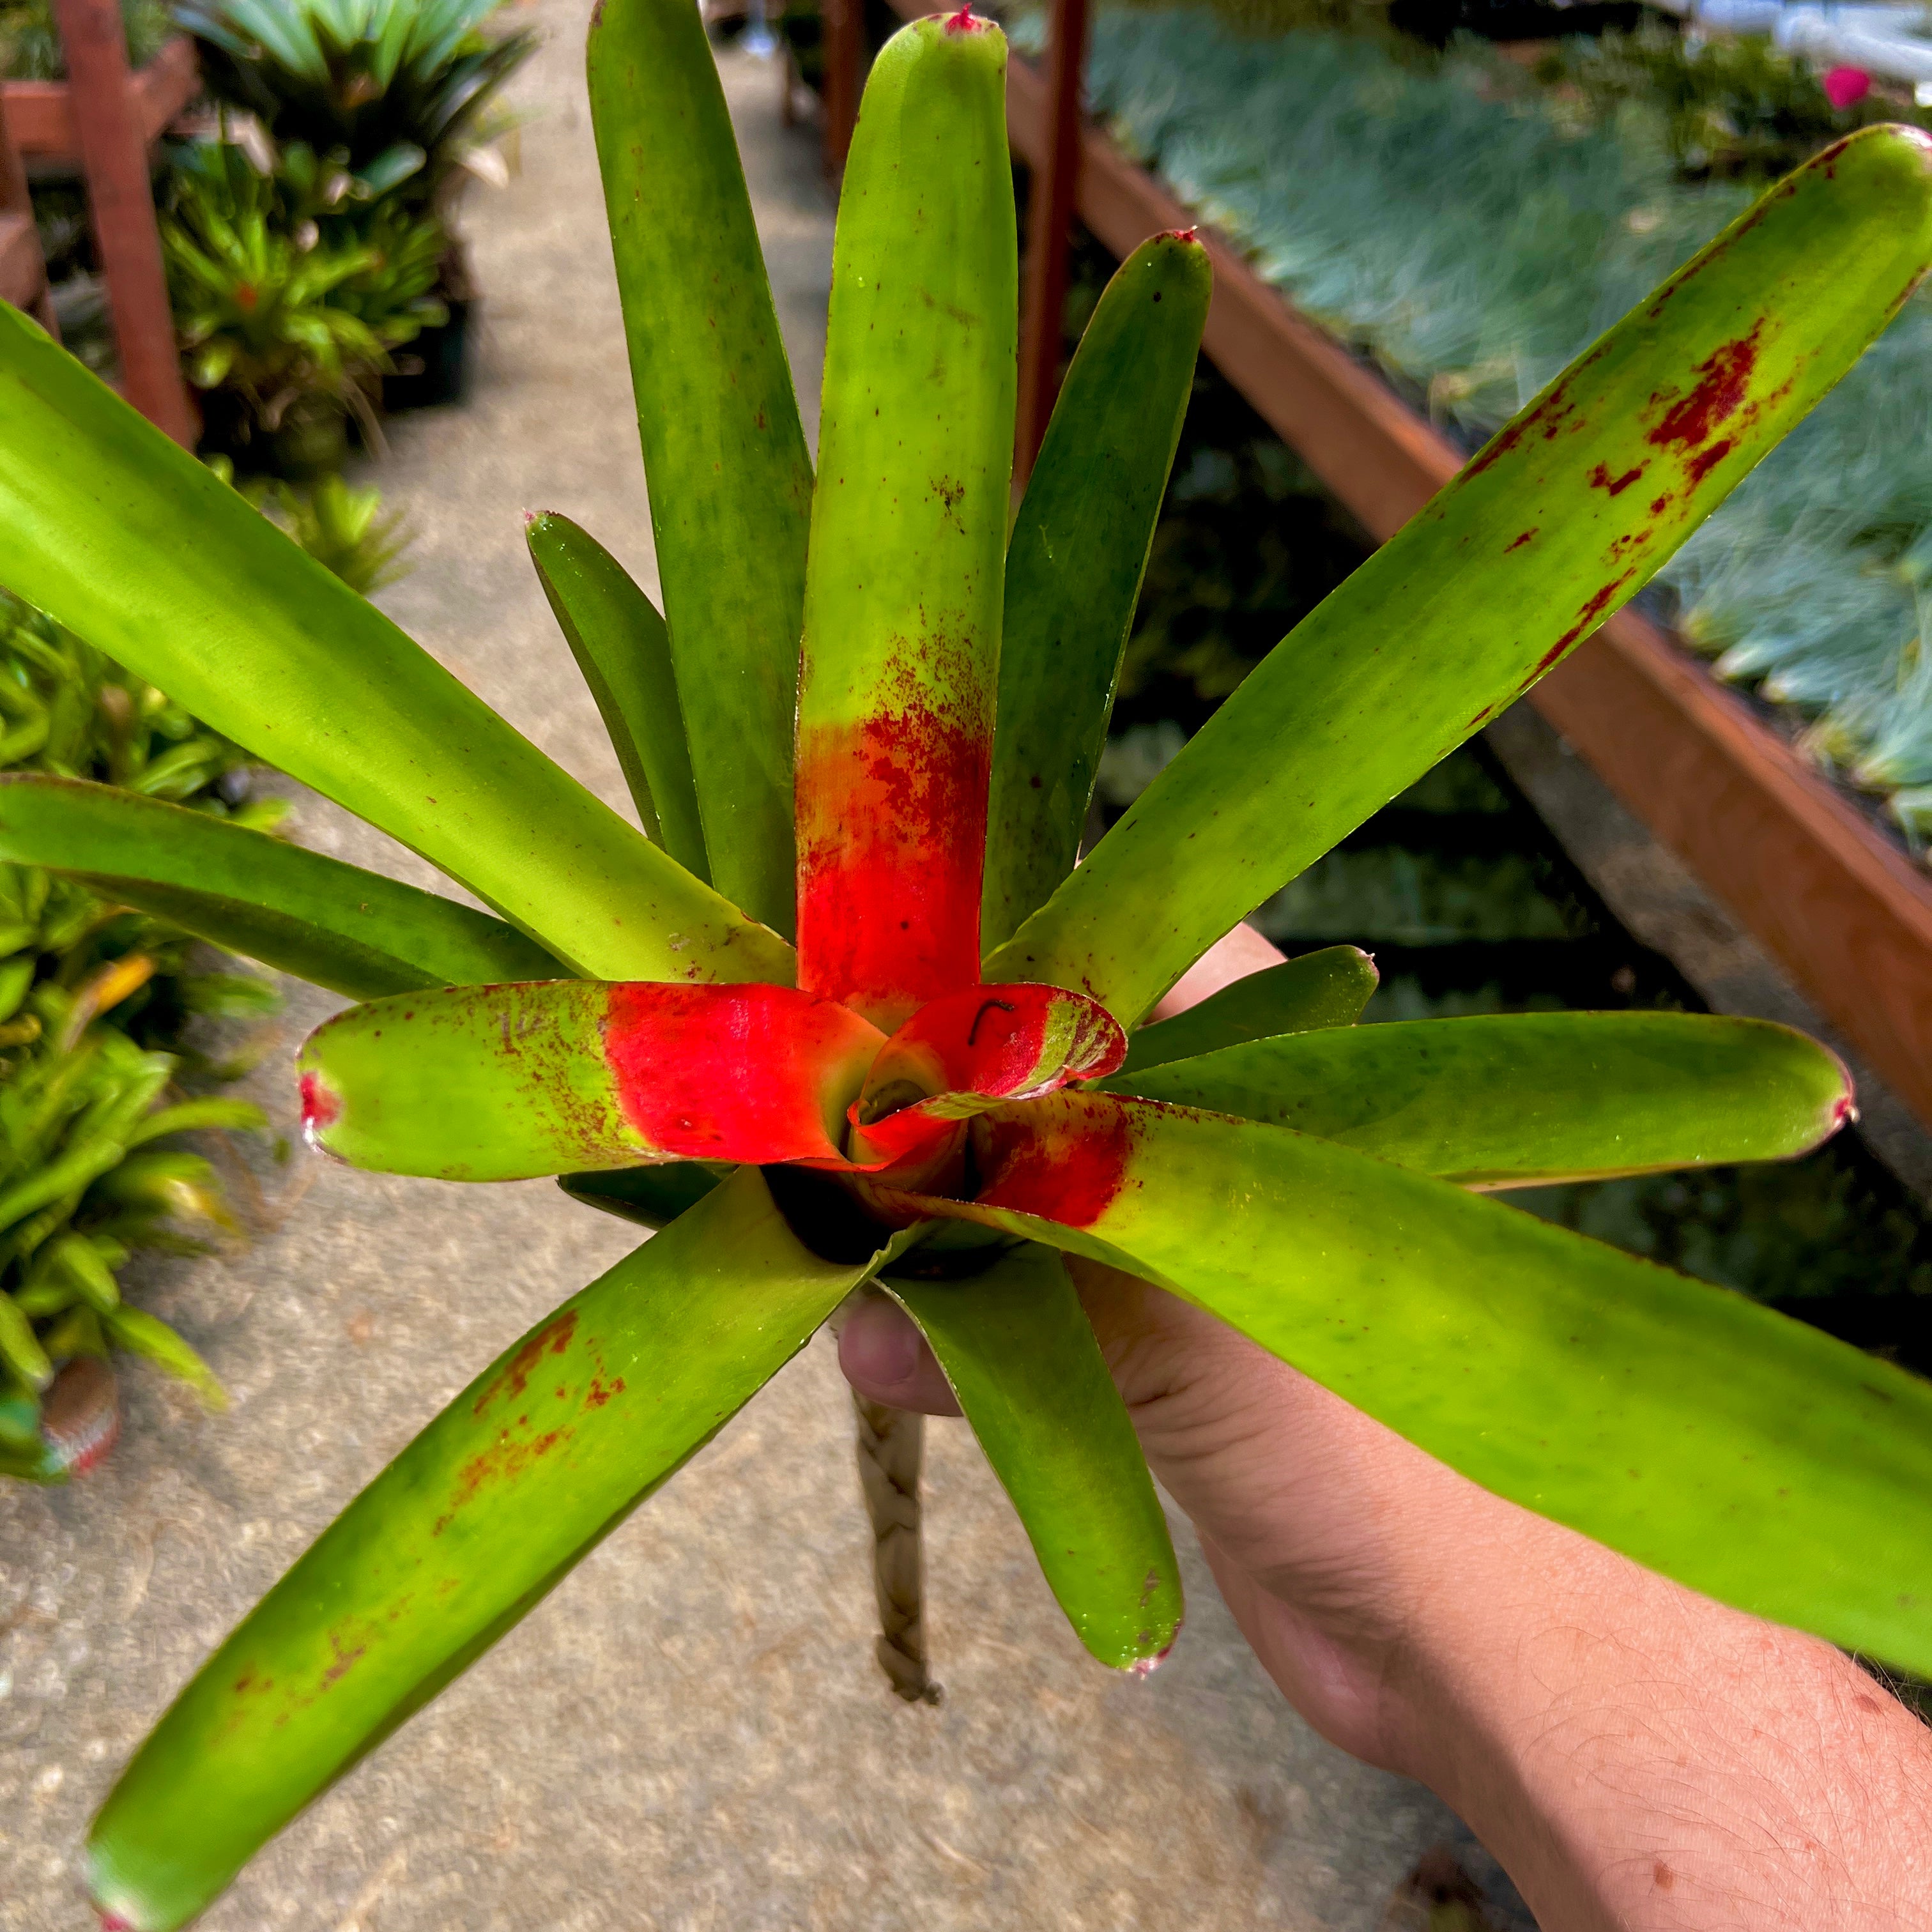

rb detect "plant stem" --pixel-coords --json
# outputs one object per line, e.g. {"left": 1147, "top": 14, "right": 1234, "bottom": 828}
{"left": 850, "top": 1392, "right": 942, "bottom": 1706}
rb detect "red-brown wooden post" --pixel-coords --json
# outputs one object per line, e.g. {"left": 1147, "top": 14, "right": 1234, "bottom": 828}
{"left": 822, "top": 0, "right": 863, "bottom": 176}
{"left": 1014, "top": 0, "right": 1088, "bottom": 486}
{"left": 51, "top": 0, "right": 194, "bottom": 444}
{"left": 0, "top": 91, "right": 57, "bottom": 335}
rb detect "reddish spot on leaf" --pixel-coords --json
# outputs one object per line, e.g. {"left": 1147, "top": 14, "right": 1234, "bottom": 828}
{"left": 1588, "top": 462, "right": 1644, "bottom": 497}
{"left": 585, "top": 1375, "right": 627, "bottom": 1409}
{"left": 1462, "top": 418, "right": 1525, "bottom": 480}
{"left": 1504, "top": 530, "right": 1536, "bottom": 553}
{"left": 473, "top": 1311, "right": 579, "bottom": 1418}
{"left": 1683, "top": 438, "right": 1735, "bottom": 488}
{"left": 1649, "top": 494, "right": 1671, "bottom": 517}
{"left": 1648, "top": 325, "right": 1761, "bottom": 452}
{"left": 436, "top": 1428, "right": 572, "bottom": 1535}
{"left": 320, "top": 1627, "right": 367, "bottom": 1687}
{"left": 1529, "top": 571, "right": 1636, "bottom": 682}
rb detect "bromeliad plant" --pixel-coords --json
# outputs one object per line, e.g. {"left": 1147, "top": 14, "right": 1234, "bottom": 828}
{"left": 175, "top": 0, "right": 538, "bottom": 211}
{"left": 1, "top": 1, "right": 1931, "bottom": 1922}
{"left": 162, "top": 136, "right": 447, "bottom": 463}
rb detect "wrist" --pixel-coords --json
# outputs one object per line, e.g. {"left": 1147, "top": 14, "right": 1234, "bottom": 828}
{"left": 1384, "top": 1510, "right": 1932, "bottom": 1930}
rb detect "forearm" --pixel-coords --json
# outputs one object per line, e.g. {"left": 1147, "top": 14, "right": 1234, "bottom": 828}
{"left": 1392, "top": 1522, "right": 1932, "bottom": 1932}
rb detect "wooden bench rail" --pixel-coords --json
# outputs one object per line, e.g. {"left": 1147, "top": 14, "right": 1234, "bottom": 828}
{"left": 4, "top": 32, "right": 197, "bottom": 159}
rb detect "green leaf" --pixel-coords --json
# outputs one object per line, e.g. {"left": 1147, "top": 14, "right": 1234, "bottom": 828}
{"left": 588, "top": 0, "right": 813, "bottom": 935}
{"left": 1104, "top": 1011, "right": 1851, "bottom": 1185}
{"left": 0, "top": 305, "right": 790, "bottom": 988}
{"left": 0, "top": 1289, "right": 52, "bottom": 1390}
{"left": 104, "top": 1307, "right": 226, "bottom": 1411}
{"left": 0, "top": 776, "right": 566, "bottom": 1000}
{"left": 793, "top": 11, "right": 1016, "bottom": 1031}
{"left": 887, "top": 1243, "right": 1181, "bottom": 1671}
{"left": 524, "top": 513, "right": 709, "bottom": 882}
{"left": 1117, "top": 946, "right": 1377, "bottom": 1076}
{"left": 556, "top": 1161, "right": 728, "bottom": 1230}
{"left": 889, "top": 1093, "right": 1932, "bottom": 1676}
{"left": 983, "top": 232, "right": 1210, "bottom": 948}
{"left": 985, "top": 127, "right": 1932, "bottom": 1023}
{"left": 87, "top": 1170, "right": 913, "bottom": 1932}
{"left": 298, "top": 980, "right": 885, "bottom": 1179}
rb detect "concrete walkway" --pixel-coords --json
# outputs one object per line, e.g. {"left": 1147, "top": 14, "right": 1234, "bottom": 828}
{"left": 1, "top": 9, "right": 1463, "bottom": 1926}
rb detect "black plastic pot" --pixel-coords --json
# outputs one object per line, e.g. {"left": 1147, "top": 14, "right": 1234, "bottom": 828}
{"left": 383, "top": 297, "right": 475, "bottom": 413}
{"left": 1388, "top": 0, "right": 1644, "bottom": 43}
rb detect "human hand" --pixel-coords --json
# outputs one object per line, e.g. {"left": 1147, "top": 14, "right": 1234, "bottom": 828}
{"left": 841, "top": 923, "right": 1932, "bottom": 1929}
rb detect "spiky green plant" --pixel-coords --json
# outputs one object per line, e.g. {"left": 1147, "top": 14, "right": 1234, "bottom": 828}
{"left": 162, "top": 137, "right": 445, "bottom": 444}
{"left": 0, "top": 3, "right": 1930, "bottom": 1922}
{"left": 174, "top": 0, "right": 537, "bottom": 208}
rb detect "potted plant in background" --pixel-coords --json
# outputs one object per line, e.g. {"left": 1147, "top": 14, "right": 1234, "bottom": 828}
{"left": 1, "top": 0, "right": 1931, "bottom": 1922}
{"left": 173, "top": 0, "right": 537, "bottom": 407}
{"left": 0, "top": 588, "right": 280, "bottom": 1486}
{"left": 160, "top": 132, "right": 446, "bottom": 471}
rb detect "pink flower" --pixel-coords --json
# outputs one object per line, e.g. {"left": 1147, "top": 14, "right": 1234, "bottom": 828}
{"left": 1824, "top": 66, "right": 1873, "bottom": 109}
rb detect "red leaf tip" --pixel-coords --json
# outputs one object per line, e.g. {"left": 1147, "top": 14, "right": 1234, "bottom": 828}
{"left": 299, "top": 1068, "right": 342, "bottom": 1140}
{"left": 943, "top": 2, "right": 983, "bottom": 31}
{"left": 1162, "top": 226, "right": 1200, "bottom": 244}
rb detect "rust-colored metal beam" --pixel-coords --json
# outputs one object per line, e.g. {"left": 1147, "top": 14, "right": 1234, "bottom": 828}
{"left": 48, "top": 0, "right": 195, "bottom": 445}
{"left": 1013, "top": 0, "right": 1088, "bottom": 485}
{"left": 983, "top": 29, "right": 1932, "bottom": 1128}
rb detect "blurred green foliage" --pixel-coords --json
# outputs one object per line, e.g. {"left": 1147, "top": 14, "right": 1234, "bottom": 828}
{"left": 0, "top": 0, "right": 169, "bottom": 79}
{"left": 175, "top": 0, "right": 537, "bottom": 208}
{"left": 162, "top": 137, "right": 447, "bottom": 456}
{"left": 0, "top": 591, "right": 288, "bottom": 1480}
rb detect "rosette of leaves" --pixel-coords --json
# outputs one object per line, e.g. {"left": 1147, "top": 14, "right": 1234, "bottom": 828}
{"left": 161, "top": 137, "right": 445, "bottom": 454}
{"left": 249, "top": 473, "right": 415, "bottom": 595}
{"left": 1, "top": 3, "right": 1931, "bottom": 1922}
{"left": 174, "top": 0, "right": 537, "bottom": 208}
